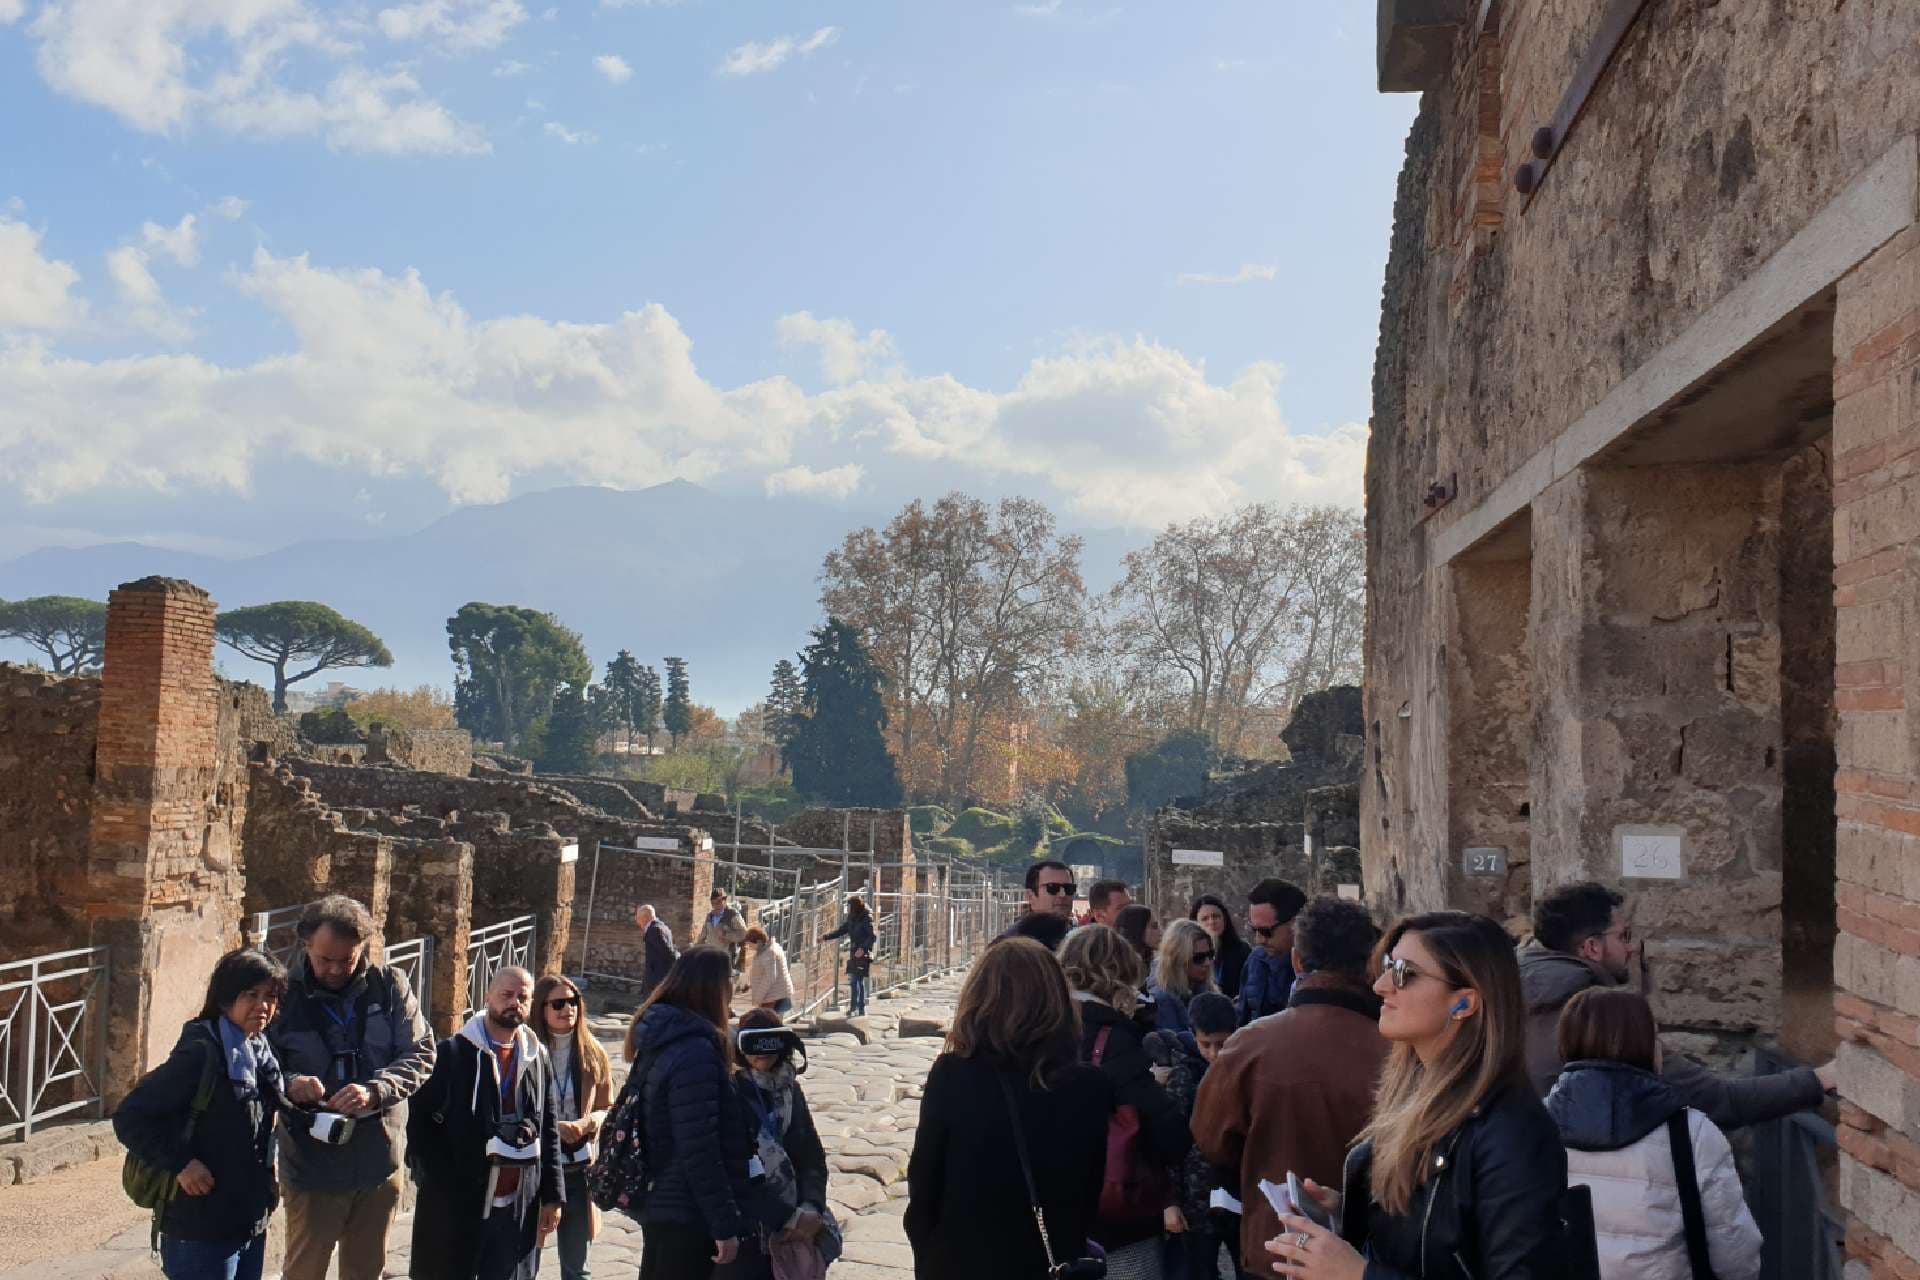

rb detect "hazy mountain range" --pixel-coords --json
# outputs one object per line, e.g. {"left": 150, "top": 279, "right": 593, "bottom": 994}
{"left": 0, "top": 481, "right": 1144, "bottom": 715}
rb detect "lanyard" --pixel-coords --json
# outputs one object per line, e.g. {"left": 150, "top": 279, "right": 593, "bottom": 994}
{"left": 745, "top": 1084, "right": 779, "bottom": 1140}
{"left": 490, "top": 1039, "right": 518, "bottom": 1111}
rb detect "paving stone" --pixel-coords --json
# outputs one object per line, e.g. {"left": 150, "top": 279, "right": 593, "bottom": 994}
{"left": 844, "top": 1238, "right": 917, "bottom": 1269}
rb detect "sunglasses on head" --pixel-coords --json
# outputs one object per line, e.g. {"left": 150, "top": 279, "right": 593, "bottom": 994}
{"left": 547, "top": 996, "right": 581, "bottom": 1011}
{"left": 1037, "top": 882, "right": 1075, "bottom": 896}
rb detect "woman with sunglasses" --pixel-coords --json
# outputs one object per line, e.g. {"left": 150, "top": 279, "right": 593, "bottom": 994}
{"left": 532, "top": 974, "right": 614, "bottom": 1280}
{"left": 1267, "top": 912, "right": 1566, "bottom": 1279}
{"left": 1148, "top": 920, "right": 1218, "bottom": 1035}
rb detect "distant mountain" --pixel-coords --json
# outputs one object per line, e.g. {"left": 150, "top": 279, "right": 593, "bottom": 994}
{"left": 0, "top": 481, "right": 1146, "bottom": 714}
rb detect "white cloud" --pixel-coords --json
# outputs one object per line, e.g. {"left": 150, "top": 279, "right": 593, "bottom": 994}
{"left": 376, "top": 0, "right": 525, "bottom": 53}
{"left": 23, "top": 0, "right": 489, "bottom": 155}
{"left": 0, "top": 251, "right": 1363, "bottom": 527}
{"left": 765, "top": 464, "right": 864, "bottom": 501}
{"left": 777, "top": 311, "right": 897, "bottom": 386}
{"left": 593, "top": 53, "right": 633, "bottom": 84}
{"left": 492, "top": 58, "right": 531, "bottom": 77}
{"left": 141, "top": 214, "right": 199, "bottom": 266}
{"left": 1177, "top": 263, "right": 1279, "bottom": 287}
{"left": 0, "top": 0, "right": 24, "bottom": 24}
{"left": 210, "top": 195, "right": 250, "bottom": 220}
{"left": 1014, "top": 0, "right": 1062, "bottom": 14}
{"left": 104, "top": 245, "right": 195, "bottom": 342}
{"left": 543, "top": 121, "right": 597, "bottom": 145}
{"left": 0, "top": 218, "right": 86, "bottom": 332}
{"left": 719, "top": 26, "right": 838, "bottom": 77}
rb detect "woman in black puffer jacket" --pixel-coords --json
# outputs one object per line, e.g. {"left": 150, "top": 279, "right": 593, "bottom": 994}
{"left": 624, "top": 947, "right": 756, "bottom": 1280}
{"left": 113, "top": 948, "right": 292, "bottom": 1280}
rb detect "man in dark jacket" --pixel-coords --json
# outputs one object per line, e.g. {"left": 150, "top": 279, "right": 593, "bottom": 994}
{"left": 1520, "top": 880, "right": 1835, "bottom": 1127}
{"left": 1236, "top": 878, "right": 1306, "bottom": 1024}
{"left": 1193, "top": 896, "right": 1388, "bottom": 1269}
{"left": 268, "top": 895, "right": 436, "bottom": 1280}
{"left": 633, "top": 903, "right": 678, "bottom": 996}
{"left": 407, "top": 966, "right": 564, "bottom": 1280}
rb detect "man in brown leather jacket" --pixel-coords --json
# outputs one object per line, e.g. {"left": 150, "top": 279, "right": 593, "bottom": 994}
{"left": 1191, "top": 896, "right": 1388, "bottom": 1271}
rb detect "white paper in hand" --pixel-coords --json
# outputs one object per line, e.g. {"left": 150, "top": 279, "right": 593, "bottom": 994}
{"left": 1256, "top": 1178, "right": 1293, "bottom": 1217}
{"left": 1208, "top": 1187, "right": 1243, "bottom": 1215}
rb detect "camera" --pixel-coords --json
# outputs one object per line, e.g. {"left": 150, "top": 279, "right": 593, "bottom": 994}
{"left": 487, "top": 1117, "right": 540, "bottom": 1166}
{"left": 309, "top": 1111, "right": 356, "bottom": 1146}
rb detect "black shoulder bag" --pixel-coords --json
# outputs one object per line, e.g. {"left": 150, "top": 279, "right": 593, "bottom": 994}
{"left": 1666, "top": 1111, "right": 1719, "bottom": 1280}
{"left": 995, "top": 1072, "right": 1106, "bottom": 1280}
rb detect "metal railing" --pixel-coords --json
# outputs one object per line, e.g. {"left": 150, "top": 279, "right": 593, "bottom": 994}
{"left": 0, "top": 947, "right": 110, "bottom": 1141}
{"left": 464, "top": 916, "right": 537, "bottom": 1020}
{"left": 1750, "top": 1048, "right": 1844, "bottom": 1280}
{"left": 249, "top": 901, "right": 318, "bottom": 965}
{"left": 384, "top": 936, "right": 433, "bottom": 1009}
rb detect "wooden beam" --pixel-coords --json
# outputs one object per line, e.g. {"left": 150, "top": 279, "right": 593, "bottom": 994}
{"left": 1513, "top": 0, "right": 1653, "bottom": 205}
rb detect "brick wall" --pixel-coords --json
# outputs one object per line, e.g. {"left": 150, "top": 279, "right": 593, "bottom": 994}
{"left": 240, "top": 764, "right": 393, "bottom": 926}
{"left": 0, "top": 666, "right": 99, "bottom": 960}
{"left": 564, "top": 837, "right": 714, "bottom": 986}
{"left": 1831, "top": 220, "right": 1920, "bottom": 1275}
{"left": 384, "top": 837, "right": 472, "bottom": 1035}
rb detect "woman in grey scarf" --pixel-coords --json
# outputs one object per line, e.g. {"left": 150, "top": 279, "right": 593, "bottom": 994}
{"left": 720, "top": 1009, "right": 839, "bottom": 1279}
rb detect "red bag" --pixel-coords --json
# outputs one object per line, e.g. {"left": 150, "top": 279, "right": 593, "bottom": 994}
{"left": 1091, "top": 1025, "right": 1172, "bottom": 1232}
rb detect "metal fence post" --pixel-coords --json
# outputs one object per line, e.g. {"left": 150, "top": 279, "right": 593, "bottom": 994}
{"left": 22, "top": 955, "right": 38, "bottom": 1141}
{"left": 578, "top": 840, "right": 603, "bottom": 984}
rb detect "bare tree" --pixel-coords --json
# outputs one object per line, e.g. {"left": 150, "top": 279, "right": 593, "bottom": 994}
{"left": 1106, "top": 504, "right": 1363, "bottom": 753}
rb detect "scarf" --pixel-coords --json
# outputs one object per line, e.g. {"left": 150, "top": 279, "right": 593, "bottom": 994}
{"left": 218, "top": 1016, "right": 281, "bottom": 1102}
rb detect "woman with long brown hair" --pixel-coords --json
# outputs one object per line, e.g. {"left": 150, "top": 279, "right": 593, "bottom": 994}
{"left": 1267, "top": 911, "right": 1566, "bottom": 1279}
{"left": 622, "top": 947, "right": 755, "bottom": 1280}
{"left": 532, "top": 974, "right": 614, "bottom": 1280}
{"left": 906, "top": 937, "right": 1115, "bottom": 1280}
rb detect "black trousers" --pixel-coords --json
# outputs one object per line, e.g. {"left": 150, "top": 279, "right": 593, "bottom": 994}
{"left": 477, "top": 1205, "right": 540, "bottom": 1280}
{"left": 640, "top": 1222, "right": 716, "bottom": 1280}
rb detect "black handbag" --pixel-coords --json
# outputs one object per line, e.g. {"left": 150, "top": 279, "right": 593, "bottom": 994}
{"left": 995, "top": 1072, "right": 1107, "bottom": 1280}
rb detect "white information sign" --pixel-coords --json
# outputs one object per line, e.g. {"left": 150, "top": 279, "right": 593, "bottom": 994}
{"left": 1337, "top": 883, "right": 1362, "bottom": 901}
{"left": 1618, "top": 828, "right": 1684, "bottom": 880}
{"left": 559, "top": 842, "right": 579, "bottom": 865}
{"left": 1171, "top": 848, "right": 1225, "bottom": 868}
{"left": 629, "top": 836, "right": 683, "bottom": 852}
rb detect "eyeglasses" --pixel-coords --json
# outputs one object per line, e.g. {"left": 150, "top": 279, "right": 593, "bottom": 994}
{"left": 1250, "top": 924, "right": 1277, "bottom": 939}
{"left": 1190, "top": 951, "right": 1215, "bottom": 964}
{"left": 1383, "top": 955, "right": 1437, "bottom": 990}
{"left": 546, "top": 997, "right": 581, "bottom": 1011}
{"left": 1036, "top": 882, "right": 1075, "bottom": 896}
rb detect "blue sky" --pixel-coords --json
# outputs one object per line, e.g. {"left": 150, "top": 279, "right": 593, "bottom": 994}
{"left": 0, "top": 1, "right": 1417, "bottom": 562}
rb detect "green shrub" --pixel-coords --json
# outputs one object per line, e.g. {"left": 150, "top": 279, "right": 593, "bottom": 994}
{"left": 909, "top": 804, "right": 955, "bottom": 835}
{"left": 923, "top": 835, "right": 977, "bottom": 860}
{"left": 946, "top": 806, "right": 1015, "bottom": 845}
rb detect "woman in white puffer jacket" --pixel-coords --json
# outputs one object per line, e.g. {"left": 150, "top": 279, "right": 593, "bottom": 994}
{"left": 1545, "top": 988, "right": 1762, "bottom": 1280}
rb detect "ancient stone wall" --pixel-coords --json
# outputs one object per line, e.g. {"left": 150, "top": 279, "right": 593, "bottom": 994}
{"left": 240, "top": 765, "right": 393, "bottom": 928}
{"left": 0, "top": 667, "right": 98, "bottom": 960}
{"left": 457, "top": 814, "right": 575, "bottom": 978}
{"left": 366, "top": 727, "right": 473, "bottom": 777}
{"left": 506, "top": 773, "right": 657, "bottom": 821}
{"left": 382, "top": 837, "right": 472, "bottom": 1035}
{"left": 1143, "top": 819, "right": 1312, "bottom": 927}
{"left": 563, "top": 837, "right": 714, "bottom": 986}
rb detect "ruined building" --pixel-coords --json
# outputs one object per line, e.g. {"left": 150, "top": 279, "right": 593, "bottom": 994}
{"left": 1366, "top": 2, "right": 1920, "bottom": 1272}
{"left": 0, "top": 577, "right": 927, "bottom": 1139}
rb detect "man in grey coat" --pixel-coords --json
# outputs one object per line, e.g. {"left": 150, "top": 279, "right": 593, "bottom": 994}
{"left": 267, "top": 895, "right": 436, "bottom": 1280}
{"left": 1520, "top": 880, "right": 1835, "bottom": 1129}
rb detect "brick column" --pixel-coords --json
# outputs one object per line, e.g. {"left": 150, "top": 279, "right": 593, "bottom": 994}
{"left": 85, "top": 578, "right": 240, "bottom": 1105}
{"left": 1529, "top": 466, "right": 1786, "bottom": 1049}
{"left": 1829, "top": 222, "right": 1920, "bottom": 1275}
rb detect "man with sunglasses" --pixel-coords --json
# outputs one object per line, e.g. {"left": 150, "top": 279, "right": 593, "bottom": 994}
{"left": 269, "top": 895, "right": 436, "bottom": 1280}
{"left": 1520, "top": 880, "right": 1836, "bottom": 1128}
{"left": 1018, "top": 860, "right": 1080, "bottom": 926}
{"left": 1236, "top": 878, "right": 1306, "bottom": 1025}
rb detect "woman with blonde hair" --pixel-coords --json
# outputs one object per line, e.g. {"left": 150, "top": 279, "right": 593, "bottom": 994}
{"left": 1267, "top": 911, "right": 1567, "bottom": 1279}
{"left": 907, "top": 937, "right": 1114, "bottom": 1279}
{"left": 1148, "top": 919, "right": 1218, "bottom": 1035}
{"left": 1061, "top": 924, "right": 1192, "bottom": 1280}
{"left": 532, "top": 973, "right": 614, "bottom": 1280}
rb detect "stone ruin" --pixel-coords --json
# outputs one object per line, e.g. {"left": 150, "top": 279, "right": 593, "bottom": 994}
{"left": 0, "top": 575, "right": 921, "bottom": 1127}
{"left": 1141, "top": 686, "right": 1364, "bottom": 923}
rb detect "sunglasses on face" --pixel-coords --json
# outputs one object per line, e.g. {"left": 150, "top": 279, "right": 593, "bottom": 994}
{"left": 547, "top": 996, "right": 580, "bottom": 1011}
{"left": 1383, "top": 955, "right": 1439, "bottom": 990}
{"left": 1251, "top": 924, "right": 1277, "bottom": 939}
{"left": 1191, "top": 951, "right": 1215, "bottom": 964}
{"left": 1036, "top": 882, "right": 1075, "bottom": 896}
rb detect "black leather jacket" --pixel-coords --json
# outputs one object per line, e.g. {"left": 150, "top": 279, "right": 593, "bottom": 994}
{"left": 1339, "top": 1082, "right": 1566, "bottom": 1279}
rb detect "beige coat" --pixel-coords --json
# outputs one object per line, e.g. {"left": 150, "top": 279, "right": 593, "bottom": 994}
{"left": 748, "top": 941, "right": 795, "bottom": 1007}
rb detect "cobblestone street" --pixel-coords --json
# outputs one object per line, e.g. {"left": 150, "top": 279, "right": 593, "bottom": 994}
{"left": 0, "top": 973, "right": 961, "bottom": 1280}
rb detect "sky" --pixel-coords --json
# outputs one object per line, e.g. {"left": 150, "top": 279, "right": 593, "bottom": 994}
{"left": 0, "top": 1, "right": 1418, "bottom": 562}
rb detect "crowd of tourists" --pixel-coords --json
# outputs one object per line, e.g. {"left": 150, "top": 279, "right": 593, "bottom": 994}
{"left": 112, "top": 871, "right": 1837, "bottom": 1280}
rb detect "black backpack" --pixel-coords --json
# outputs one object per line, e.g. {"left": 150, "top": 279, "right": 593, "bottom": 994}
{"left": 587, "top": 1063, "right": 655, "bottom": 1215}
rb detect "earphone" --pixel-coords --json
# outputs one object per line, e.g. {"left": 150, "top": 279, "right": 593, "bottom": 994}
{"left": 1450, "top": 998, "right": 1471, "bottom": 1016}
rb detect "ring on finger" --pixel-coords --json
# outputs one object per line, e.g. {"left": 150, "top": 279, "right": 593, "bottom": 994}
{"left": 1295, "top": 1231, "right": 1311, "bottom": 1250}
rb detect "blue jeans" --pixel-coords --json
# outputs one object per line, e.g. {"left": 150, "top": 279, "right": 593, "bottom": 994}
{"left": 557, "top": 1169, "right": 593, "bottom": 1280}
{"left": 848, "top": 975, "right": 868, "bottom": 1015}
{"left": 160, "top": 1233, "right": 265, "bottom": 1280}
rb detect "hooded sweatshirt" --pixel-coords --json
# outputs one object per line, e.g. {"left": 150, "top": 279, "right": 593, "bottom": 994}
{"left": 1516, "top": 941, "right": 1824, "bottom": 1130}
{"left": 1546, "top": 1060, "right": 1762, "bottom": 1280}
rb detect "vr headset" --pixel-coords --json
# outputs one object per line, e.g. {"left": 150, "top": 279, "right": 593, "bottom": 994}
{"left": 735, "top": 1025, "right": 808, "bottom": 1075}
